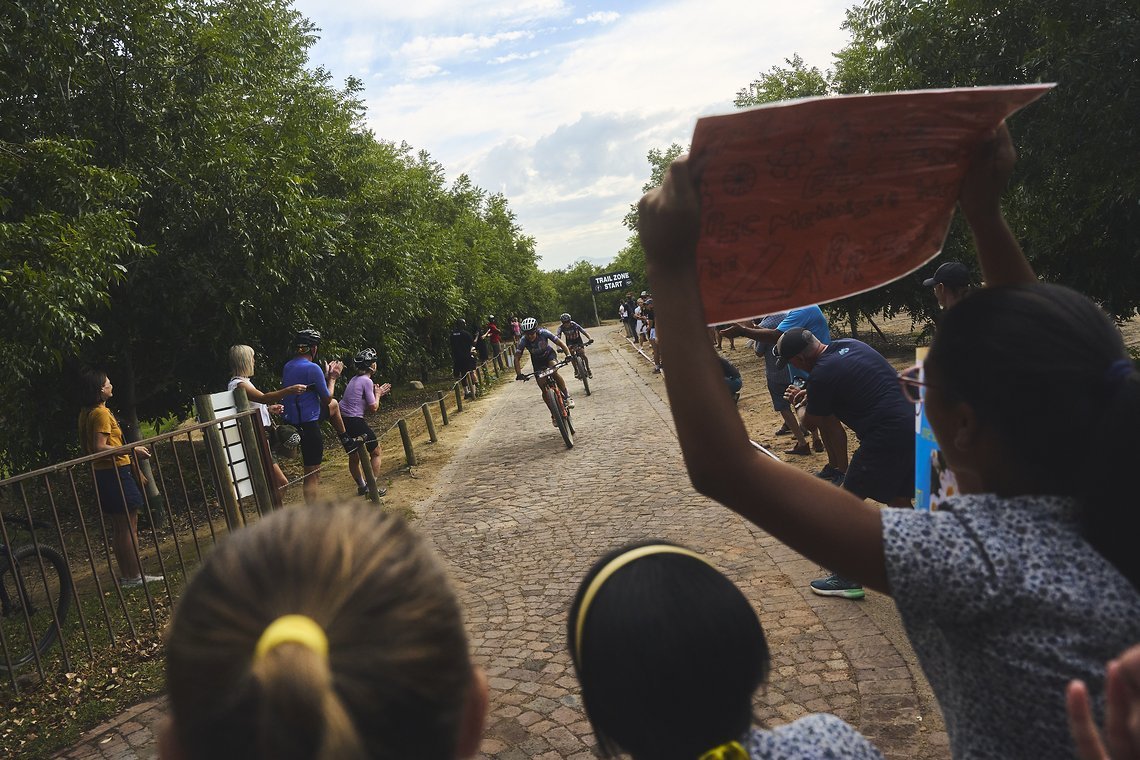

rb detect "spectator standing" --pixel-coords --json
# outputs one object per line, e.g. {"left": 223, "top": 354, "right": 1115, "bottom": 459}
{"left": 924, "top": 261, "right": 974, "bottom": 311}
{"left": 752, "top": 313, "right": 820, "bottom": 456}
{"left": 473, "top": 321, "right": 489, "bottom": 365}
{"left": 510, "top": 315, "right": 522, "bottom": 340}
{"left": 776, "top": 327, "right": 915, "bottom": 598}
{"left": 341, "top": 348, "right": 391, "bottom": 498}
{"left": 623, "top": 294, "right": 639, "bottom": 339}
{"left": 643, "top": 297, "right": 661, "bottom": 372}
{"left": 77, "top": 369, "right": 163, "bottom": 588}
{"left": 724, "top": 305, "right": 843, "bottom": 476}
{"left": 162, "top": 505, "right": 487, "bottom": 760}
{"left": 227, "top": 345, "right": 306, "bottom": 496}
{"left": 486, "top": 316, "right": 507, "bottom": 371}
{"left": 634, "top": 298, "right": 648, "bottom": 344}
{"left": 281, "top": 328, "right": 349, "bottom": 505}
{"left": 449, "top": 319, "right": 477, "bottom": 399}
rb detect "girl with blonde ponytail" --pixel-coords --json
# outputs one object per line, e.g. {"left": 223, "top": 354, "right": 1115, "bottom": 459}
{"left": 160, "top": 504, "right": 487, "bottom": 760}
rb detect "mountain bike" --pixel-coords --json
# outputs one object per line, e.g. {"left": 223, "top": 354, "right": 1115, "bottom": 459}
{"left": 568, "top": 339, "right": 594, "bottom": 396}
{"left": 518, "top": 356, "right": 576, "bottom": 449}
{"left": 0, "top": 514, "right": 73, "bottom": 672}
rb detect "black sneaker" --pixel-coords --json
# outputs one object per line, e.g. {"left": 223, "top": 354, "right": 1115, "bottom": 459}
{"left": 815, "top": 464, "right": 845, "bottom": 486}
{"left": 809, "top": 573, "right": 865, "bottom": 599}
{"left": 357, "top": 484, "right": 368, "bottom": 496}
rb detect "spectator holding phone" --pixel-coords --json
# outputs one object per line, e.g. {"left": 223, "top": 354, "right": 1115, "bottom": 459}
{"left": 340, "top": 348, "right": 391, "bottom": 498}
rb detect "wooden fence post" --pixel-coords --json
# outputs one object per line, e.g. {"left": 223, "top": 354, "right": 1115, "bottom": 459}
{"left": 397, "top": 419, "right": 417, "bottom": 466}
{"left": 421, "top": 404, "right": 438, "bottom": 443}
{"left": 437, "top": 391, "right": 449, "bottom": 425}
{"left": 455, "top": 385, "right": 463, "bottom": 412}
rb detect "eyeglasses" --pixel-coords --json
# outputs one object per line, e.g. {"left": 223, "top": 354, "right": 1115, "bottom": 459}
{"left": 897, "top": 364, "right": 933, "bottom": 404}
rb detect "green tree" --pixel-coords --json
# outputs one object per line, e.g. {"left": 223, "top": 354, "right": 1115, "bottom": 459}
{"left": 835, "top": 0, "right": 1140, "bottom": 318}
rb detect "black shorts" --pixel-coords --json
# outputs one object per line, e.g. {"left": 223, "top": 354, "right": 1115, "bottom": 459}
{"left": 842, "top": 439, "right": 915, "bottom": 504}
{"left": 94, "top": 465, "right": 144, "bottom": 515}
{"left": 453, "top": 356, "right": 476, "bottom": 378}
{"left": 343, "top": 416, "right": 378, "bottom": 453}
{"left": 298, "top": 421, "right": 324, "bottom": 467}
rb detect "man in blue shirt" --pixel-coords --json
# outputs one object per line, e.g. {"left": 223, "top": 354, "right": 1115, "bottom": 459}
{"left": 722, "top": 305, "right": 842, "bottom": 474}
{"left": 777, "top": 327, "right": 914, "bottom": 599}
{"left": 282, "top": 328, "right": 350, "bottom": 504}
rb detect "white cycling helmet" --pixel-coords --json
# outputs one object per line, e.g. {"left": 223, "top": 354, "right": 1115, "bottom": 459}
{"left": 520, "top": 317, "right": 538, "bottom": 332}
{"left": 560, "top": 313, "right": 571, "bottom": 322}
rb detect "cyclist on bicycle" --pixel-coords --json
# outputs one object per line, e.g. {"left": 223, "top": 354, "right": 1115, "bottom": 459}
{"left": 514, "top": 317, "right": 575, "bottom": 412}
{"left": 557, "top": 313, "right": 593, "bottom": 379}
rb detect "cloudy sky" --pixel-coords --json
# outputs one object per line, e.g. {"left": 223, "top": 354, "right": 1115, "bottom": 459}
{"left": 291, "top": 0, "right": 854, "bottom": 271}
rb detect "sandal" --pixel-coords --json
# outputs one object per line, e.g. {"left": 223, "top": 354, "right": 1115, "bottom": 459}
{"left": 784, "top": 442, "right": 811, "bottom": 456}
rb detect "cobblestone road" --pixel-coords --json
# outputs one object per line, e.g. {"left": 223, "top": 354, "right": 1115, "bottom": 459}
{"left": 55, "top": 328, "right": 949, "bottom": 759}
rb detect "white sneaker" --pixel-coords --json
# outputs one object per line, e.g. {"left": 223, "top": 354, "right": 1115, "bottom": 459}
{"left": 120, "top": 574, "right": 164, "bottom": 588}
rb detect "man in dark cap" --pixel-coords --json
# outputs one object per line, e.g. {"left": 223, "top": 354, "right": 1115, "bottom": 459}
{"left": 923, "top": 261, "right": 973, "bottom": 310}
{"left": 776, "top": 326, "right": 914, "bottom": 599}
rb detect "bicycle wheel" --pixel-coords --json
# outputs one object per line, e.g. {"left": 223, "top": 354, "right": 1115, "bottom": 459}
{"left": 577, "top": 356, "right": 591, "bottom": 396}
{"left": 0, "top": 544, "right": 72, "bottom": 672}
{"left": 547, "top": 388, "right": 574, "bottom": 449}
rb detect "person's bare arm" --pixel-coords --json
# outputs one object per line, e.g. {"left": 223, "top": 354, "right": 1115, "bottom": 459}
{"left": 720, "top": 322, "right": 781, "bottom": 343}
{"left": 959, "top": 123, "right": 1036, "bottom": 287}
{"left": 236, "top": 379, "right": 305, "bottom": 404}
{"left": 640, "top": 155, "right": 888, "bottom": 591}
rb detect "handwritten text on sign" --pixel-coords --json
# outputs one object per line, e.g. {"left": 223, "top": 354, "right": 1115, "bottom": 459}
{"left": 690, "top": 85, "right": 1053, "bottom": 324}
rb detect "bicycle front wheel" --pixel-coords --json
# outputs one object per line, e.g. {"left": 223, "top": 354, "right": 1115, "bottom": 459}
{"left": 577, "top": 357, "right": 591, "bottom": 396}
{"left": 0, "top": 544, "right": 73, "bottom": 673}
{"left": 546, "top": 387, "right": 574, "bottom": 449}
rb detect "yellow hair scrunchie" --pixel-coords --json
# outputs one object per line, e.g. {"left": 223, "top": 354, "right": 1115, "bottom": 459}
{"left": 254, "top": 614, "right": 329, "bottom": 662}
{"left": 698, "top": 740, "right": 748, "bottom": 760}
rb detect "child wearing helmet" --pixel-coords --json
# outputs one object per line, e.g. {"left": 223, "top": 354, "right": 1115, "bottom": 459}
{"left": 340, "top": 348, "right": 391, "bottom": 498}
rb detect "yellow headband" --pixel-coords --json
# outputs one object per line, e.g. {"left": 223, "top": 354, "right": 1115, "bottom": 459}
{"left": 254, "top": 614, "right": 329, "bottom": 662}
{"left": 574, "top": 544, "right": 709, "bottom": 664}
{"left": 699, "top": 740, "right": 748, "bottom": 760}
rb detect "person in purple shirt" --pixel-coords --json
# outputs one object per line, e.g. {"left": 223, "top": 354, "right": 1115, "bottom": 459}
{"left": 341, "top": 348, "right": 391, "bottom": 498}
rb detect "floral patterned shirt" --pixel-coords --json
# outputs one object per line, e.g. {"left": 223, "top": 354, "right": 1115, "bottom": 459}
{"left": 747, "top": 714, "right": 882, "bottom": 759}
{"left": 882, "top": 493, "right": 1140, "bottom": 759}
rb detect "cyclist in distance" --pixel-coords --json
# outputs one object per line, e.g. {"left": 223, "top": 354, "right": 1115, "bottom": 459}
{"left": 557, "top": 313, "right": 593, "bottom": 378}
{"left": 514, "top": 317, "right": 575, "bottom": 412}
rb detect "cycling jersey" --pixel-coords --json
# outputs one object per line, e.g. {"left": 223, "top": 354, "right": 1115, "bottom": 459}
{"left": 557, "top": 321, "right": 587, "bottom": 344}
{"left": 516, "top": 328, "right": 559, "bottom": 364}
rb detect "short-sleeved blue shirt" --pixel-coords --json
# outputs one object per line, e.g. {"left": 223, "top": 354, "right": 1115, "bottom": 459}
{"left": 776, "top": 306, "right": 830, "bottom": 380}
{"left": 883, "top": 493, "right": 1140, "bottom": 759}
{"left": 804, "top": 339, "right": 911, "bottom": 448}
{"left": 281, "top": 357, "right": 328, "bottom": 424}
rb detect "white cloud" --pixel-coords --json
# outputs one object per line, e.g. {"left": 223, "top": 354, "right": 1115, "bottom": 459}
{"left": 293, "top": 0, "right": 854, "bottom": 269}
{"left": 575, "top": 11, "right": 620, "bottom": 25}
{"left": 491, "top": 51, "right": 543, "bottom": 64}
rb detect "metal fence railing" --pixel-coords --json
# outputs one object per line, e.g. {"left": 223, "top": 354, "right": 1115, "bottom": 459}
{"left": 0, "top": 366, "right": 511, "bottom": 693}
{"left": 0, "top": 404, "right": 270, "bottom": 693}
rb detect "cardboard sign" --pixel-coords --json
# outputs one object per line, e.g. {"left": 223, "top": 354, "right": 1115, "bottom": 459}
{"left": 690, "top": 84, "right": 1053, "bottom": 324}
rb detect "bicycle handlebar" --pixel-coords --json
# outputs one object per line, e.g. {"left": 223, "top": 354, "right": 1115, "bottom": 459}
{"left": 516, "top": 356, "right": 575, "bottom": 380}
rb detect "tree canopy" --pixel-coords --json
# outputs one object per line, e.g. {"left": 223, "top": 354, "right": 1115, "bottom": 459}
{"left": 0, "top": 0, "right": 551, "bottom": 470}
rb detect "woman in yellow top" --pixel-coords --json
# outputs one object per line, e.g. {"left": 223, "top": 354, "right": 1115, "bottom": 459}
{"left": 77, "top": 369, "right": 162, "bottom": 589}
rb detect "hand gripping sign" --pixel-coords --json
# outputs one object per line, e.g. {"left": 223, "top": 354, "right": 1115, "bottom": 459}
{"left": 690, "top": 84, "right": 1054, "bottom": 324}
